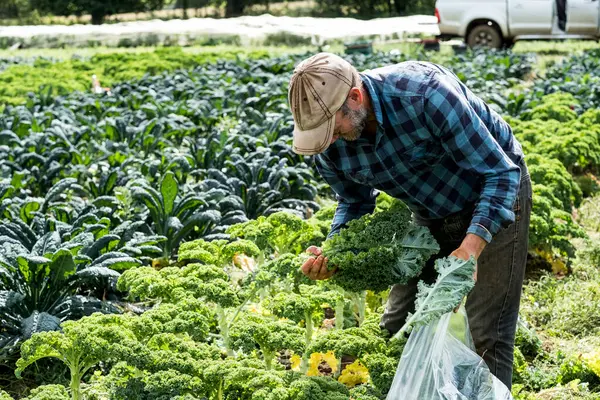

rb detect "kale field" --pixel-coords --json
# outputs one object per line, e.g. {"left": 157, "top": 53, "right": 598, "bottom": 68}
{"left": 0, "top": 44, "right": 600, "bottom": 399}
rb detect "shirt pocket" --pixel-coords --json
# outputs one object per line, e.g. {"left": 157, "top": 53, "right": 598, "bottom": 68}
{"left": 345, "top": 168, "right": 374, "bottom": 185}
{"left": 394, "top": 142, "right": 443, "bottom": 176}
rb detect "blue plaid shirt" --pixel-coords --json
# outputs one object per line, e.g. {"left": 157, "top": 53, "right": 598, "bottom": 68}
{"left": 316, "top": 61, "right": 524, "bottom": 243}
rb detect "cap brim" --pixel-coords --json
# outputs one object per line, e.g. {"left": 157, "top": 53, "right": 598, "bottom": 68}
{"left": 292, "top": 116, "right": 334, "bottom": 156}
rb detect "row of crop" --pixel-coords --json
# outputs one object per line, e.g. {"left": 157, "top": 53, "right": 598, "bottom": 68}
{"left": 0, "top": 49, "right": 588, "bottom": 398}
{"left": 0, "top": 195, "right": 479, "bottom": 400}
{"left": 0, "top": 47, "right": 279, "bottom": 106}
{"left": 2, "top": 189, "right": 599, "bottom": 400}
{"left": 0, "top": 46, "right": 535, "bottom": 106}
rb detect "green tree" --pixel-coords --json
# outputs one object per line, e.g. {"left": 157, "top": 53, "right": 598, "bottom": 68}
{"left": 225, "top": 0, "right": 246, "bottom": 17}
{"left": 0, "top": 0, "right": 29, "bottom": 19}
{"left": 31, "top": 0, "right": 165, "bottom": 25}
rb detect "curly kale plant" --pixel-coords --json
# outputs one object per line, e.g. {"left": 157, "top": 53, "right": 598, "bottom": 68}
{"left": 322, "top": 201, "right": 439, "bottom": 292}
{"left": 15, "top": 314, "right": 145, "bottom": 400}
{"left": 229, "top": 313, "right": 305, "bottom": 370}
{"left": 24, "top": 385, "right": 69, "bottom": 400}
{"left": 227, "top": 211, "right": 325, "bottom": 255}
{"left": 177, "top": 238, "right": 260, "bottom": 268}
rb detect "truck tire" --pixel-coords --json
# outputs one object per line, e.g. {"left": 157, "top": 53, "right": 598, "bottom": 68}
{"left": 466, "top": 24, "right": 503, "bottom": 49}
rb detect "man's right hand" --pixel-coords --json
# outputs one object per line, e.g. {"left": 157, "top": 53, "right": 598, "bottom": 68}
{"left": 301, "top": 246, "right": 337, "bottom": 280}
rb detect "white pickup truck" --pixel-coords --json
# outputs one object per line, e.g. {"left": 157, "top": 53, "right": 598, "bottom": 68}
{"left": 435, "top": 0, "right": 600, "bottom": 48}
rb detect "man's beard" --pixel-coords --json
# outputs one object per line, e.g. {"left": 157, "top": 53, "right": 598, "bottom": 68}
{"left": 340, "top": 106, "right": 368, "bottom": 141}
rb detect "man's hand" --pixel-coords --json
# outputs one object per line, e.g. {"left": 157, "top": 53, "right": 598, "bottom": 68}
{"left": 301, "top": 246, "right": 337, "bottom": 280}
{"left": 450, "top": 233, "right": 486, "bottom": 282}
{"left": 451, "top": 234, "right": 486, "bottom": 312}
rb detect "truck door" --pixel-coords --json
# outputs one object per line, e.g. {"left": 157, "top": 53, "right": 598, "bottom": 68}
{"left": 508, "top": 0, "right": 554, "bottom": 35}
{"left": 567, "top": 0, "right": 599, "bottom": 34}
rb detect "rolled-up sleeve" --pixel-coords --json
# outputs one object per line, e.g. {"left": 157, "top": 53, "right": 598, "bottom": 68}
{"left": 315, "top": 155, "right": 378, "bottom": 238}
{"left": 423, "top": 72, "right": 520, "bottom": 243}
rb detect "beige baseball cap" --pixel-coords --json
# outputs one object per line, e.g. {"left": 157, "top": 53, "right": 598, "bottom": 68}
{"left": 288, "top": 52, "right": 356, "bottom": 155}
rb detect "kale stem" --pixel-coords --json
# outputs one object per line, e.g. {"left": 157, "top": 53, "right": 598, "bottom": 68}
{"left": 263, "top": 349, "right": 274, "bottom": 370}
{"left": 335, "top": 290, "right": 345, "bottom": 330}
{"left": 357, "top": 291, "right": 367, "bottom": 327}
{"left": 301, "top": 310, "right": 313, "bottom": 373}
{"left": 69, "top": 362, "right": 81, "bottom": 400}
{"left": 216, "top": 306, "right": 233, "bottom": 357}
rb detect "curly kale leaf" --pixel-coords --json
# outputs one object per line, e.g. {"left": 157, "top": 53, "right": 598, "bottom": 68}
{"left": 142, "top": 370, "right": 205, "bottom": 400}
{"left": 362, "top": 353, "right": 398, "bottom": 396}
{"left": 118, "top": 263, "right": 239, "bottom": 308}
{"left": 349, "top": 384, "right": 383, "bottom": 400}
{"left": 323, "top": 201, "right": 439, "bottom": 292}
{"left": 395, "top": 255, "right": 476, "bottom": 338}
{"left": 288, "top": 376, "right": 350, "bottom": 400}
{"left": 265, "top": 292, "right": 312, "bottom": 324}
{"left": 24, "top": 384, "right": 69, "bottom": 400}
{"left": 308, "top": 327, "right": 386, "bottom": 359}
{"left": 227, "top": 211, "right": 324, "bottom": 255}
{"left": 229, "top": 313, "right": 305, "bottom": 370}
{"left": 244, "top": 253, "right": 310, "bottom": 291}
{"left": 201, "top": 358, "right": 286, "bottom": 398}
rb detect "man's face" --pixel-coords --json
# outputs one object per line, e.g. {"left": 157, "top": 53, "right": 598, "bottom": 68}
{"left": 331, "top": 103, "right": 368, "bottom": 144}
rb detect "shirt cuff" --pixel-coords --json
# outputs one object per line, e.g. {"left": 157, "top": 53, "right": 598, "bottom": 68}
{"left": 466, "top": 222, "right": 493, "bottom": 244}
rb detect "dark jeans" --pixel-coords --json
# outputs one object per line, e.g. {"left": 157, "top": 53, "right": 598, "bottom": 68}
{"left": 380, "top": 160, "right": 532, "bottom": 389}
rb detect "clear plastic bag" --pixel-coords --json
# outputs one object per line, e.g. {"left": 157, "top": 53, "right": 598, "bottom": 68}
{"left": 386, "top": 307, "right": 513, "bottom": 400}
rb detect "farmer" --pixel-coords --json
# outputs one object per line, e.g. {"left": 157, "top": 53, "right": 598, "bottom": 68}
{"left": 289, "top": 52, "right": 532, "bottom": 388}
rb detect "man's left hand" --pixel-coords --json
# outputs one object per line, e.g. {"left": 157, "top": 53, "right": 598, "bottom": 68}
{"left": 450, "top": 233, "right": 486, "bottom": 312}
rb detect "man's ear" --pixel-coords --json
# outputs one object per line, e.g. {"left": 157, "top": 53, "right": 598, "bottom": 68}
{"left": 347, "top": 87, "right": 363, "bottom": 109}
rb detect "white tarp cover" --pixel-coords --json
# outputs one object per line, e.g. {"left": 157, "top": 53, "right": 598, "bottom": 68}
{"left": 0, "top": 14, "right": 440, "bottom": 45}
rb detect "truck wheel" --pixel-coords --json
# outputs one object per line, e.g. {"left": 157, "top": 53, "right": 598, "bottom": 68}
{"left": 466, "top": 24, "right": 503, "bottom": 49}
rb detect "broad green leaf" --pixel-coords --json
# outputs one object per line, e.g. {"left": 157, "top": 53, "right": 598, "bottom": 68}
{"left": 89, "top": 252, "right": 141, "bottom": 271}
{"left": 172, "top": 210, "right": 221, "bottom": 250}
{"left": 92, "top": 196, "right": 119, "bottom": 209}
{"left": 0, "top": 184, "right": 14, "bottom": 201}
{"left": 0, "top": 130, "right": 21, "bottom": 146}
{"left": 161, "top": 172, "right": 178, "bottom": 216}
{"left": 43, "top": 178, "right": 78, "bottom": 212}
{"left": 20, "top": 312, "right": 61, "bottom": 340}
{"left": 61, "top": 295, "right": 120, "bottom": 319}
{"left": 32, "top": 232, "right": 61, "bottom": 257}
{"left": 83, "top": 235, "right": 121, "bottom": 258}
{"left": 62, "top": 233, "right": 95, "bottom": 256}
{"left": 174, "top": 195, "right": 207, "bottom": 217}
{"left": 0, "top": 290, "right": 25, "bottom": 310}
{"left": 49, "top": 249, "right": 76, "bottom": 283}
{"left": 17, "top": 255, "right": 51, "bottom": 285}
{"left": 105, "top": 171, "right": 118, "bottom": 194}
{"left": 167, "top": 216, "right": 183, "bottom": 232}
{"left": 131, "top": 187, "right": 162, "bottom": 223}
{"left": 20, "top": 200, "right": 41, "bottom": 223}
{"left": 75, "top": 266, "right": 121, "bottom": 283}
{"left": 0, "top": 237, "right": 29, "bottom": 267}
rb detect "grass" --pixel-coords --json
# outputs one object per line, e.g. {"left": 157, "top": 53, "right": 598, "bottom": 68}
{"left": 0, "top": 41, "right": 453, "bottom": 61}
{"left": 512, "top": 40, "right": 600, "bottom": 55}
{"left": 0, "top": 44, "right": 314, "bottom": 61}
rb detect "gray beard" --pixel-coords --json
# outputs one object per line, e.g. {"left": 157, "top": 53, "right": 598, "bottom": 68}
{"left": 342, "top": 106, "right": 368, "bottom": 141}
